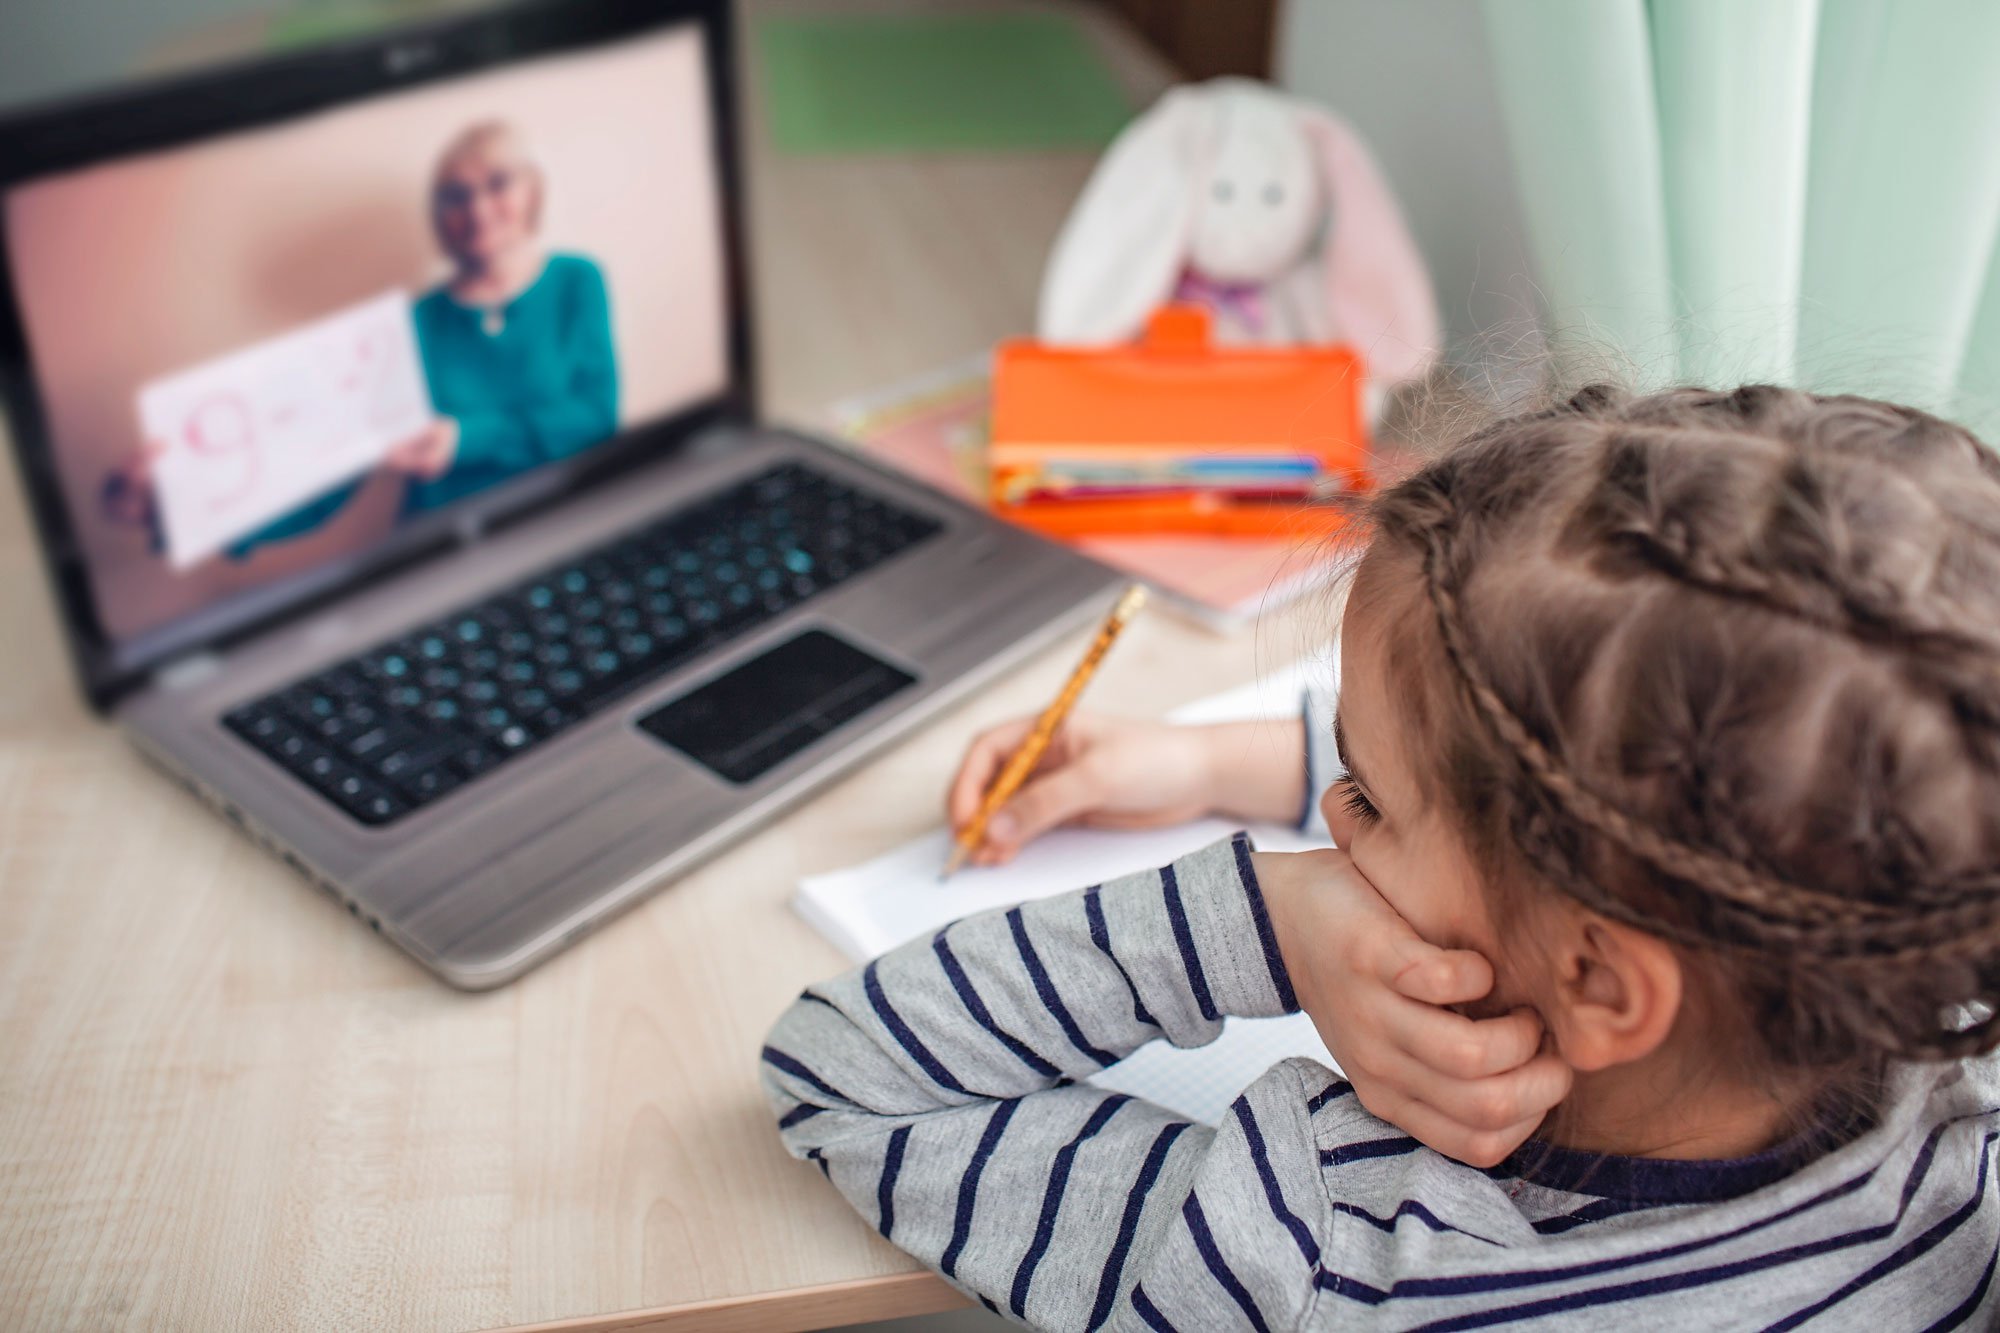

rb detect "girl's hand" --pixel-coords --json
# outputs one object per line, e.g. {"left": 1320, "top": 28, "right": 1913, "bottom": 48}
{"left": 947, "top": 714, "right": 1224, "bottom": 866}
{"left": 947, "top": 714, "right": 1311, "bottom": 865}
{"left": 1253, "top": 848, "right": 1572, "bottom": 1167}
{"left": 384, "top": 418, "right": 459, "bottom": 481}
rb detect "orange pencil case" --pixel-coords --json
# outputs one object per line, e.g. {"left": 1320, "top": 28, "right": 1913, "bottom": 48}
{"left": 988, "top": 305, "right": 1370, "bottom": 538}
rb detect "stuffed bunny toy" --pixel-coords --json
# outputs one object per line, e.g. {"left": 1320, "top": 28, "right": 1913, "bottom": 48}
{"left": 1038, "top": 78, "right": 1440, "bottom": 386}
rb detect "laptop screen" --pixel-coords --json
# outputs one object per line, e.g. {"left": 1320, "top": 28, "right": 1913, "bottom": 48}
{"left": 2, "top": 21, "right": 729, "bottom": 663}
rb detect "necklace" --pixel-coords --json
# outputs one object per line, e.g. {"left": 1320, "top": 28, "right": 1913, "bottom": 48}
{"left": 480, "top": 306, "right": 506, "bottom": 337}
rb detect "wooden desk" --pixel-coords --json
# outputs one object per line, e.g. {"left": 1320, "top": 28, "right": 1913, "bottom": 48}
{"left": 0, "top": 7, "right": 1305, "bottom": 1329}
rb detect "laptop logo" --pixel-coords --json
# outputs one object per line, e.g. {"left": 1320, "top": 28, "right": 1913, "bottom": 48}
{"left": 384, "top": 42, "right": 437, "bottom": 76}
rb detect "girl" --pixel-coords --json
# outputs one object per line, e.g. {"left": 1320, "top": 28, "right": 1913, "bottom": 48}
{"left": 762, "top": 385, "right": 2000, "bottom": 1330}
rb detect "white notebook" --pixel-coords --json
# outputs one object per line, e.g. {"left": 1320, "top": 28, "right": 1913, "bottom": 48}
{"left": 793, "top": 663, "right": 1343, "bottom": 1124}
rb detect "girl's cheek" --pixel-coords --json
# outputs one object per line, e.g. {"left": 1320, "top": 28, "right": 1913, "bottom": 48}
{"left": 1322, "top": 789, "right": 1355, "bottom": 848}
{"left": 1345, "top": 839, "right": 1417, "bottom": 928}
{"left": 1357, "top": 845, "right": 1463, "bottom": 947}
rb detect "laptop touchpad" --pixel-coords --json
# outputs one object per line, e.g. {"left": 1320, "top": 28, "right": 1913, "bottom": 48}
{"left": 636, "top": 629, "right": 916, "bottom": 784}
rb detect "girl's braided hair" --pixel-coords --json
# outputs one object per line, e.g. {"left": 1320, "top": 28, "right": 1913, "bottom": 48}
{"left": 1366, "top": 383, "right": 2000, "bottom": 1069}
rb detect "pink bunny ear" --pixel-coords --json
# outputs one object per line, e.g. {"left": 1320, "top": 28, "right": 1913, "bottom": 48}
{"left": 1038, "top": 88, "right": 1213, "bottom": 344}
{"left": 1295, "top": 108, "right": 1440, "bottom": 384}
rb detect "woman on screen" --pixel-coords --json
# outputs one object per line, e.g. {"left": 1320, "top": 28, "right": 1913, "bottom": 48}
{"left": 391, "top": 118, "right": 620, "bottom": 507}
{"left": 113, "top": 120, "right": 621, "bottom": 551}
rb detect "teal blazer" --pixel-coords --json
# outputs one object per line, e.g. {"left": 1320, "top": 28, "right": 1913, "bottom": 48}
{"left": 241, "top": 252, "right": 619, "bottom": 546}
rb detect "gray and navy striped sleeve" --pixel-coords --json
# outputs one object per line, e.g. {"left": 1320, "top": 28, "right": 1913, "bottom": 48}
{"left": 761, "top": 834, "right": 1324, "bottom": 1330}
{"left": 764, "top": 824, "right": 2000, "bottom": 1330}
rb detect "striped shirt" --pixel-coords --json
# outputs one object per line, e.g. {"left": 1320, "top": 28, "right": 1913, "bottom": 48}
{"left": 761, "top": 834, "right": 1999, "bottom": 1330}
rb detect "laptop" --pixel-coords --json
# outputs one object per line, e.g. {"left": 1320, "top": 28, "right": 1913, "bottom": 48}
{"left": 0, "top": 0, "right": 1119, "bottom": 988}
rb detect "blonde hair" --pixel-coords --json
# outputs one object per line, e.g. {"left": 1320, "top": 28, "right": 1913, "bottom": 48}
{"left": 428, "top": 119, "right": 543, "bottom": 252}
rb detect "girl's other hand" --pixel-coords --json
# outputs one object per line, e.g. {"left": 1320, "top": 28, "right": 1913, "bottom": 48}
{"left": 99, "top": 430, "right": 174, "bottom": 524}
{"left": 100, "top": 441, "right": 163, "bottom": 527}
{"left": 947, "top": 714, "right": 1222, "bottom": 866}
{"left": 385, "top": 418, "right": 459, "bottom": 481}
{"left": 1254, "top": 847, "right": 1573, "bottom": 1167}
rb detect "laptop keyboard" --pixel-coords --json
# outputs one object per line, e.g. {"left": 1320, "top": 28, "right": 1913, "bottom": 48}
{"left": 224, "top": 462, "right": 942, "bottom": 826}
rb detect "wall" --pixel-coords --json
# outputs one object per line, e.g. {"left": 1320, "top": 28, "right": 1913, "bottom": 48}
{"left": 1276, "top": 0, "right": 1544, "bottom": 390}
{"left": 0, "top": 0, "right": 490, "bottom": 113}
{"left": 3, "top": 0, "right": 316, "bottom": 112}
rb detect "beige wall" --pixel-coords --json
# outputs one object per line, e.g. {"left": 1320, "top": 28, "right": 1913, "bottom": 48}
{"left": 1277, "top": 0, "right": 1544, "bottom": 388}
{"left": 6, "top": 24, "right": 727, "bottom": 642}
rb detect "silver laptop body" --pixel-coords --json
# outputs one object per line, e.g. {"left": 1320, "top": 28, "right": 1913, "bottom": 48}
{"left": 0, "top": 0, "right": 1119, "bottom": 987}
{"left": 119, "top": 429, "right": 1113, "bottom": 987}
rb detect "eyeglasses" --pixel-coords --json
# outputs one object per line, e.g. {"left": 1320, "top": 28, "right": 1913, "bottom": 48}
{"left": 436, "top": 168, "right": 524, "bottom": 211}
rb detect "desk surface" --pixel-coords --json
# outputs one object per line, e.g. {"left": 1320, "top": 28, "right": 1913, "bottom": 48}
{"left": 0, "top": 7, "right": 1312, "bottom": 1330}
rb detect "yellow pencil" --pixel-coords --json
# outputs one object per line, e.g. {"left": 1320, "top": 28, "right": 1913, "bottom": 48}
{"left": 941, "top": 584, "right": 1149, "bottom": 882}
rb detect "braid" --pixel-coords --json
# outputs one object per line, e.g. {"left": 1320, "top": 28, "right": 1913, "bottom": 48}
{"left": 1417, "top": 520, "right": 2000, "bottom": 960}
{"left": 1572, "top": 414, "right": 2000, "bottom": 734}
{"left": 1600, "top": 480, "right": 2000, "bottom": 659}
{"left": 1372, "top": 383, "right": 2000, "bottom": 1065}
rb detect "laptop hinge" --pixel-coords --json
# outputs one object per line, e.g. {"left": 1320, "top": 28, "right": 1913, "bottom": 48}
{"left": 153, "top": 651, "right": 224, "bottom": 693}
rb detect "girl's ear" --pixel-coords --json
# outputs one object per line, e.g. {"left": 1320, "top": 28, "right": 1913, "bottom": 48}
{"left": 1292, "top": 107, "right": 1440, "bottom": 385}
{"left": 1546, "top": 914, "right": 1684, "bottom": 1072}
{"left": 1038, "top": 87, "right": 1211, "bottom": 344}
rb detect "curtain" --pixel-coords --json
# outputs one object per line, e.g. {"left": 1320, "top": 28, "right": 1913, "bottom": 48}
{"left": 1479, "top": 0, "right": 2000, "bottom": 436}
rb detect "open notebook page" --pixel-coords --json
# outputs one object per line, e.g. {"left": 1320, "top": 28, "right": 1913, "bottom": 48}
{"left": 793, "top": 660, "right": 1343, "bottom": 1124}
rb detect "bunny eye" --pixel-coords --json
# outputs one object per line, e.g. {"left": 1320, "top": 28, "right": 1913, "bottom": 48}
{"left": 1263, "top": 183, "right": 1285, "bottom": 207}
{"left": 1212, "top": 180, "right": 1235, "bottom": 204}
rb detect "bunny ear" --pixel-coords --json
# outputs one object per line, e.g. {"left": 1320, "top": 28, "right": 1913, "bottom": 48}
{"left": 1295, "top": 108, "right": 1440, "bottom": 384}
{"left": 1038, "top": 88, "right": 1212, "bottom": 344}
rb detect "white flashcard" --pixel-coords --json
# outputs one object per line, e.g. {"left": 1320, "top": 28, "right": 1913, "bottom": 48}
{"left": 138, "top": 289, "right": 433, "bottom": 568}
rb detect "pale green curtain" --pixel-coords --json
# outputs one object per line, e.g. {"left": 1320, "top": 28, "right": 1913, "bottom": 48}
{"left": 1480, "top": 0, "right": 2000, "bottom": 436}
